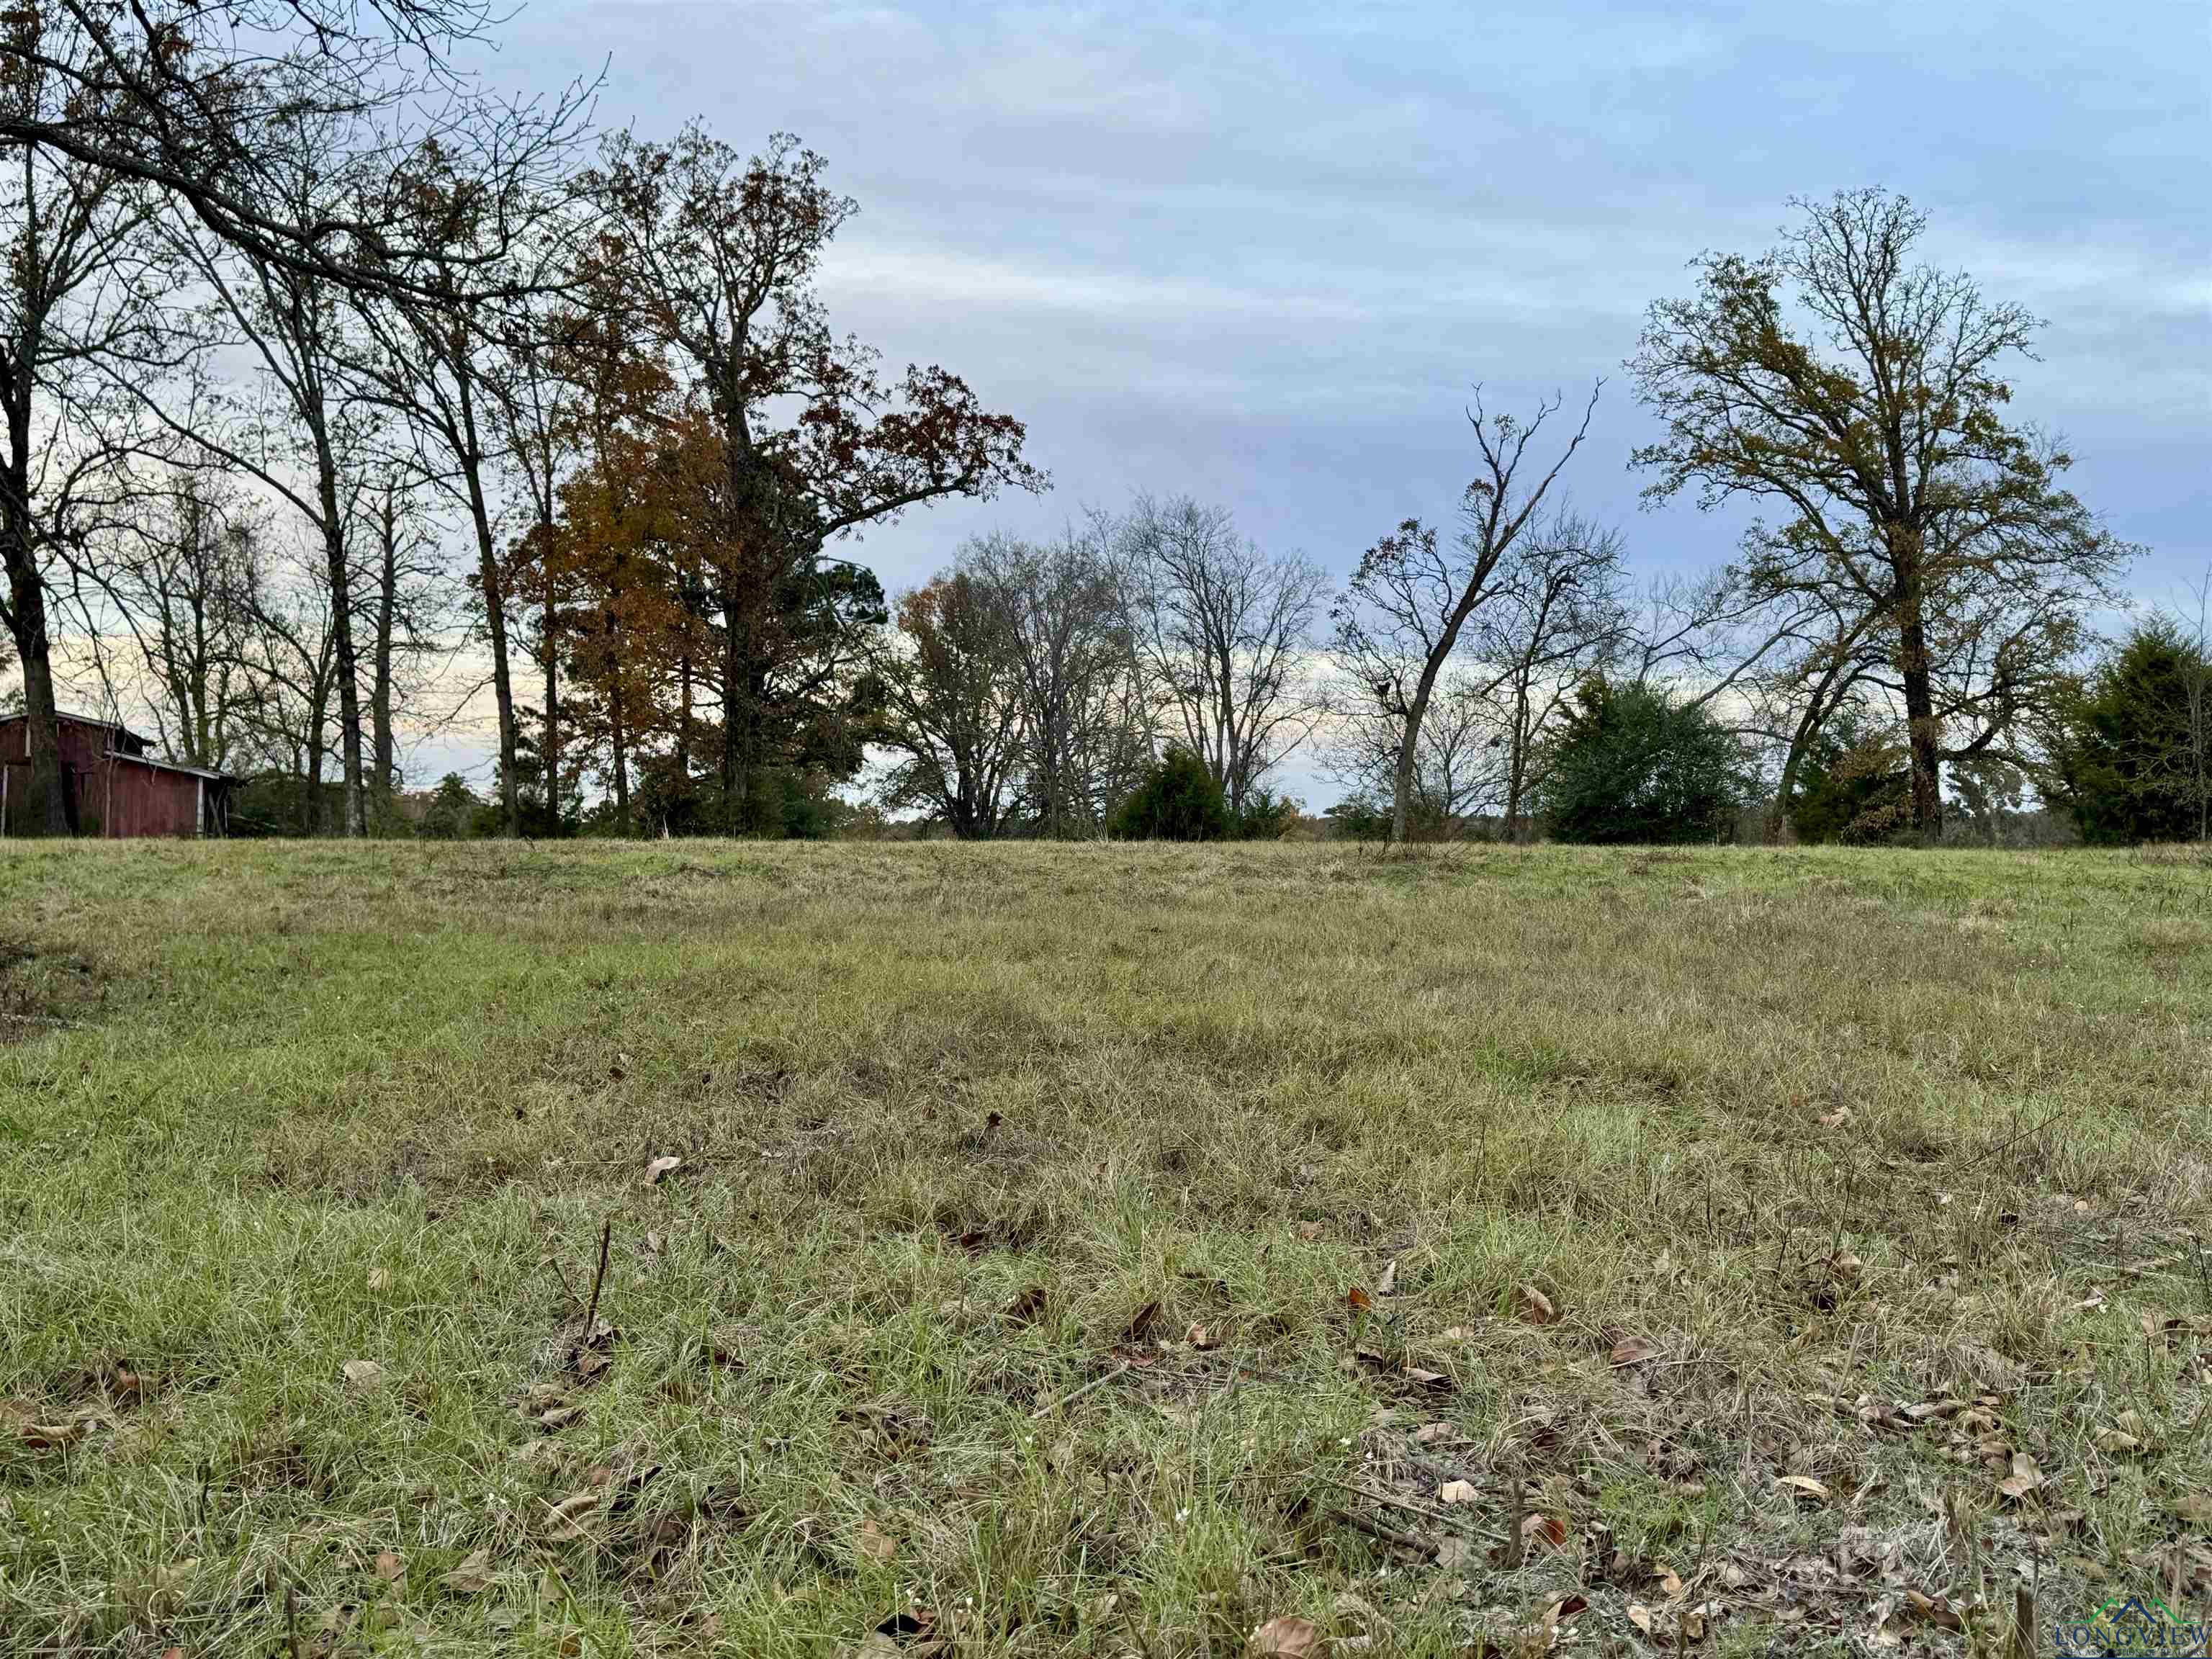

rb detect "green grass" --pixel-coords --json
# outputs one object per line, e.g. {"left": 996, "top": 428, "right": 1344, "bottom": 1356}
{"left": 2, "top": 840, "right": 2209, "bottom": 1656}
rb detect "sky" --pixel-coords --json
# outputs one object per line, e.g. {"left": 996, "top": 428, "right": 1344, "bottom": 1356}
{"left": 114, "top": 1, "right": 2212, "bottom": 801}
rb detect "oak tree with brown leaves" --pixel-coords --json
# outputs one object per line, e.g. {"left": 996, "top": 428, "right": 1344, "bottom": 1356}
{"left": 1629, "top": 189, "right": 2134, "bottom": 835}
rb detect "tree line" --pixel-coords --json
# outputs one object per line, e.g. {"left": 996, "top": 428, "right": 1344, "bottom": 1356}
{"left": 0, "top": 0, "right": 2199, "bottom": 847}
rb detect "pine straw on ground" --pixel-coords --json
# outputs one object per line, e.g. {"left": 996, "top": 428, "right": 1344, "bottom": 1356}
{"left": 1, "top": 839, "right": 2208, "bottom": 1657}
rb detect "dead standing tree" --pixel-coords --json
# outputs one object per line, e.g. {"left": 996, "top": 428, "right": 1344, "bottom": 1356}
{"left": 1331, "top": 384, "right": 1600, "bottom": 845}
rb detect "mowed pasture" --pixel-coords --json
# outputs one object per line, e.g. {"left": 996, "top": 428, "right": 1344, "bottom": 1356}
{"left": 2, "top": 841, "right": 2209, "bottom": 1657}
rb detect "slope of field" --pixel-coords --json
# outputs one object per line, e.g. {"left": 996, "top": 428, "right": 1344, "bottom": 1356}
{"left": 2, "top": 840, "right": 2208, "bottom": 1656}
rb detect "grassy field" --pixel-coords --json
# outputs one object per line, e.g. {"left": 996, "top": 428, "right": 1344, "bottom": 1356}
{"left": 2, "top": 840, "right": 2209, "bottom": 1657}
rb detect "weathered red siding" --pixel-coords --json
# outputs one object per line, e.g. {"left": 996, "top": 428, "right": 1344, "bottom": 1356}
{"left": 1, "top": 714, "right": 226, "bottom": 837}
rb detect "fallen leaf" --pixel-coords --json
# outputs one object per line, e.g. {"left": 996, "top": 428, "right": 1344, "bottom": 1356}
{"left": 1376, "top": 1259, "right": 1398, "bottom": 1295}
{"left": 1123, "top": 1300, "right": 1161, "bottom": 1340}
{"left": 373, "top": 1550, "right": 403, "bottom": 1583}
{"left": 1905, "top": 1589, "right": 1963, "bottom": 1632}
{"left": 1516, "top": 1285, "right": 1557, "bottom": 1325}
{"left": 367, "top": 1267, "right": 391, "bottom": 1292}
{"left": 1345, "top": 1286, "right": 1372, "bottom": 1314}
{"left": 1830, "top": 1251, "right": 1865, "bottom": 1281}
{"left": 444, "top": 1550, "right": 496, "bottom": 1595}
{"left": 533, "top": 1405, "right": 583, "bottom": 1432}
{"left": 544, "top": 1490, "right": 600, "bottom": 1540}
{"left": 1437, "top": 1479, "right": 1480, "bottom": 1504}
{"left": 1186, "top": 1322, "right": 1218, "bottom": 1351}
{"left": 1998, "top": 1452, "right": 2042, "bottom": 1500}
{"left": 1439, "top": 1324, "right": 1476, "bottom": 1342}
{"left": 1246, "top": 1614, "right": 1322, "bottom": 1657}
{"left": 1522, "top": 1513, "right": 1568, "bottom": 1550}
{"left": 858, "top": 1519, "right": 896, "bottom": 1563}
{"left": 1658, "top": 1568, "right": 1685, "bottom": 1600}
{"left": 1545, "top": 1593, "right": 1589, "bottom": 1625}
{"left": 1778, "top": 1475, "right": 1830, "bottom": 1502}
{"left": 1819, "top": 1106, "right": 1851, "bottom": 1128}
{"left": 1609, "top": 1336, "right": 1660, "bottom": 1367}
{"left": 1399, "top": 1364, "right": 1449, "bottom": 1390}
{"left": 644, "top": 1155, "right": 683, "bottom": 1184}
{"left": 341, "top": 1359, "right": 384, "bottom": 1390}
{"left": 1295, "top": 1221, "right": 1323, "bottom": 1241}
{"left": 1413, "top": 1421, "right": 1452, "bottom": 1445}
{"left": 1628, "top": 1603, "right": 1655, "bottom": 1635}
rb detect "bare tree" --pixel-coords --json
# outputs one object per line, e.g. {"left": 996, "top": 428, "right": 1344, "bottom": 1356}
{"left": 968, "top": 527, "right": 1151, "bottom": 837}
{"left": 1465, "top": 508, "right": 1630, "bottom": 840}
{"left": 1331, "top": 385, "right": 1599, "bottom": 843}
{"left": 1, "top": 6, "right": 182, "bottom": 831}
{"left": 0, "top": 0, "right": 591, "bottom": 304}
{"left": 76, "top": 476, "right": 257, "bottom": 770}
{"left": 357, "top": 472, "right": 446, "bottom": 825}
{"left": 1323, "top": 665, "right": 1511, "bottom": 837}
{"left": 871, "top": 566, "right": 1027, "bottom": 838}
{"left": 141, "top": 104, "right": 389, "bottom": 834}
{"left": 1118, "top": 494, "right": 1326, "bottom": 815}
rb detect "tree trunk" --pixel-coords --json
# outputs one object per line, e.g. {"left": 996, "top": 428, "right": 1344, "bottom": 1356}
{"left": 457, "top": 382, "right": 519, "bottom": 835}
{"left": 4, "top": 570, "right": 74, "bottom": 836}
{"left": 541, "top": 548, "right": 560, "bottom": 830}
{"left": 372, "top": 504, "right": 397, "bottom": 832}
{"left": 312, "top": 441, "right": 365, "bottom": 837}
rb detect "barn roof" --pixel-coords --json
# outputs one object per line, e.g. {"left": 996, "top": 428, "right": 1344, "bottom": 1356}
{"left": 1, "top": 710, "right": 233, "bottom": 780}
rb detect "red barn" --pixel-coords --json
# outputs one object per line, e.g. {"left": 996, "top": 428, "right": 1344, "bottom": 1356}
{"left": 0, "top": 712, "right": 233, "bottom": 838}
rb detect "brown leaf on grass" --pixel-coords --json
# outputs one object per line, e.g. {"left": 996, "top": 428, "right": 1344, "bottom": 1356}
{"left": 1609, "top": 1335, "right": 1660, "bottom": 1367}
{"left": 1818, "top": 1107, "right": 1851, "bottom": 1128}
{"left": 1413, "top": 1421, "right": 1453, "bottom": 1445}
{"left": 573, "top": 1347, "right": 611, "bottom": 1380}
{"left": 544, "top": 1490, "right": 600, "bottom": 1541}
{"left": 1186, "top": 1323, "right": 1219, "bottom": 1351}
{"left": 1542, "top": 1594, "right": 1589, "bottom": 1630}
{"left": 1522, "top": 1513, "right": 1568, "bottom": 1551}
{"left": 1516, "top": 1285, "right": 1557, "bottom": 1324}
{"left": 1628, "top": 1603, "right": 1655, "bottom": 1635}
{"left": 1778, "top": 1475, "right": 1830, "bottom": 1503}
{"left": 372, "top": 1550, "right": 403, "bottom": 1583}
{"left": 367, "top": 1266, "right": 391, "bottom": 1292}
{"left": 1905, "top": 1590, "right": 1963, "bottom": 1632}
{"left": 443, "top": 1550, "right": 496, "bottom": 1595}
{"left": 1437, "top": 1479, "right": 1480, "bottom": 1504}
{"left": 1246, "top": 1614, "right": 1323, "bottom": 1656}
{"left": 532, "top": 1404, "right": 583, "bottom": 1433}
{"left": 1295, "top": 1221, "right": 1324, "bottom": 1241}
{"left": 858, "top": 1519, "right": 896, "bottom": 1563}
{"left": 1399, "top": 1364, "right": 1450, "bottom": 1391}
{"left": 1830, "top": 1251, "right": 1865, "bottom": 1281}
{"left": 644, "top": 1155, "right": 683, "bottom": 1185}
{"left": 1345, "top": 1285, "right": 1372, "bottom": 1313}
{"left": 341, "top": 1359, "right": 384, "bottom": 1390}
{"left": 1439, "top": 1324, "right": 1476, "bottom": 1342}
{"left": 1123, "top": 1300, "right": 1162, "bottom": 1341}
{"left": 1658, "top": 1568, "right": 1685, "bottom": 1600}
{"left": 1375, "top": 1259, "right": 1398, "bottom": 1295}
{"left": 1997, "top": 1452, "right": 2043, "bottom": 1499}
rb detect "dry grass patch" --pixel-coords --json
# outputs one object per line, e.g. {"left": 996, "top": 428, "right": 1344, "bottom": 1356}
{"left": 1, "top": 840, "right": 2208, "bottom": 1655}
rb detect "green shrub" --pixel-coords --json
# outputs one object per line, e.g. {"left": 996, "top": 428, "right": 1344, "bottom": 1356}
{"left": 1112, "top": 747, "right": 1230, "bottom": 841}
{"left": 1540, "top": 677, "right": 1748, "bottom": 845}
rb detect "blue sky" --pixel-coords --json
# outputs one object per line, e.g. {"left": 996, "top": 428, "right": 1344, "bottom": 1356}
{"left": 431, "top": 0, "right": 2212, "bottom": 797}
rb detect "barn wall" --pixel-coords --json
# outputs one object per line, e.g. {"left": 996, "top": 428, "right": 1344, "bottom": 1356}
{"left": 94, "top": 760, "right": 203, "bottom": 837}
{"left": 0, "top": 718, "right": 214, "bottom": 837}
